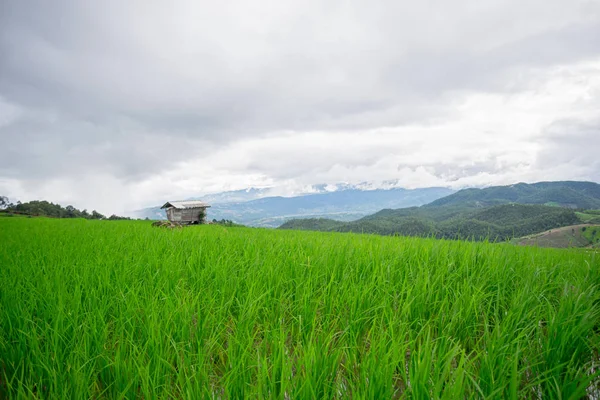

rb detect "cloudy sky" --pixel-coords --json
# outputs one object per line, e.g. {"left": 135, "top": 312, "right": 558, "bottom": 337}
{"left": 1, "top": 0, "right": 599, "bottom": 214}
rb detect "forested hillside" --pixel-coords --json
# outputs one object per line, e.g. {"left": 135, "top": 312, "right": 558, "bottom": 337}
{"left": 280, "top": 204, "right": 581, "bottom": 241}
{"left": 427, "top": 181, "right": 600, "bottom": 209}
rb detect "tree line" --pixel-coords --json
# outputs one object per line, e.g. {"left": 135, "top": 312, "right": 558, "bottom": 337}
{"left": 0, "top": 196, "right": 131, "bottom": 220}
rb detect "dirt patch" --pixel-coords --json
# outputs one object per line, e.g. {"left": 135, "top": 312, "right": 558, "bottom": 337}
{"left": 517, "top": 224, "right": 600, "bottom": 248}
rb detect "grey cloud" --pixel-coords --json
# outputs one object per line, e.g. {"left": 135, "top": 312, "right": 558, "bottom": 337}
{"left": 0, "top": 108, "right": 217, "bottom": 181}
{"left": 415, "top": 160, "right": 509, "bottom": 182}
{"left": 1, "top": 0, "right": 600, "bottom": 187}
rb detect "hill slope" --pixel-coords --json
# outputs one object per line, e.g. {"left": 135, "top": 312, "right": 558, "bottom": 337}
{"left": 517, "top": 224, "right": 600, "bottom": 248}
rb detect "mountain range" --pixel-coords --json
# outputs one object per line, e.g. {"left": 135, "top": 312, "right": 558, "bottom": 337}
{"left": 279, "top": 181, "right": 600, "bottom": 242}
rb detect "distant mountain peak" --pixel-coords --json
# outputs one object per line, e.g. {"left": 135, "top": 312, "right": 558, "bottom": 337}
{"left": 135, "top": 184, "right": 456, "bottom": 227}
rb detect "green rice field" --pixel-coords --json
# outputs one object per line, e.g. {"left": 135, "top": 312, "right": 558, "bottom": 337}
{"left": 1, "top": 218, "right": 599, "bottom": 398}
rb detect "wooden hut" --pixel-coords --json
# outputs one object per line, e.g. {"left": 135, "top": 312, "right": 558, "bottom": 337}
{"left": 160, "top": 201, "right": 211, "bottom": 224}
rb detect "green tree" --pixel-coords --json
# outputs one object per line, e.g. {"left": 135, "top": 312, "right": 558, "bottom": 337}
{"left": 91, "top": 210, "right": 105, "bottom": 220}
{"left": 0, "top": 196, "right": 9, "bottom": 209}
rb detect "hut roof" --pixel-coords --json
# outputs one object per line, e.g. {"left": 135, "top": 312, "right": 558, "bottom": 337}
{"left": 161, "top": 200, "right": 211, "bottom": 209}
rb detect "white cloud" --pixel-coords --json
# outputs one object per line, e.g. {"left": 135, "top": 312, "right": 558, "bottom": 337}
{"left": 127, "top": 59, "right": 599, "bottom": 201}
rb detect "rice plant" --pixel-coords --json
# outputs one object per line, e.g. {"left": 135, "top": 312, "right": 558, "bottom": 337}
{"left": 0, "top": 218, "right": 599, "bottom": 398}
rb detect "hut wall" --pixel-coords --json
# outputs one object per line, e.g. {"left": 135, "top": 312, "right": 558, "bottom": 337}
{"left": 166, "top": 207, "right": 207, "bottom": 224}
{"left": 166, "top": 208, "right": 182, "bottom": 222}
{"left": 180, "top": 208, "right": 198, "bottom": 222}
